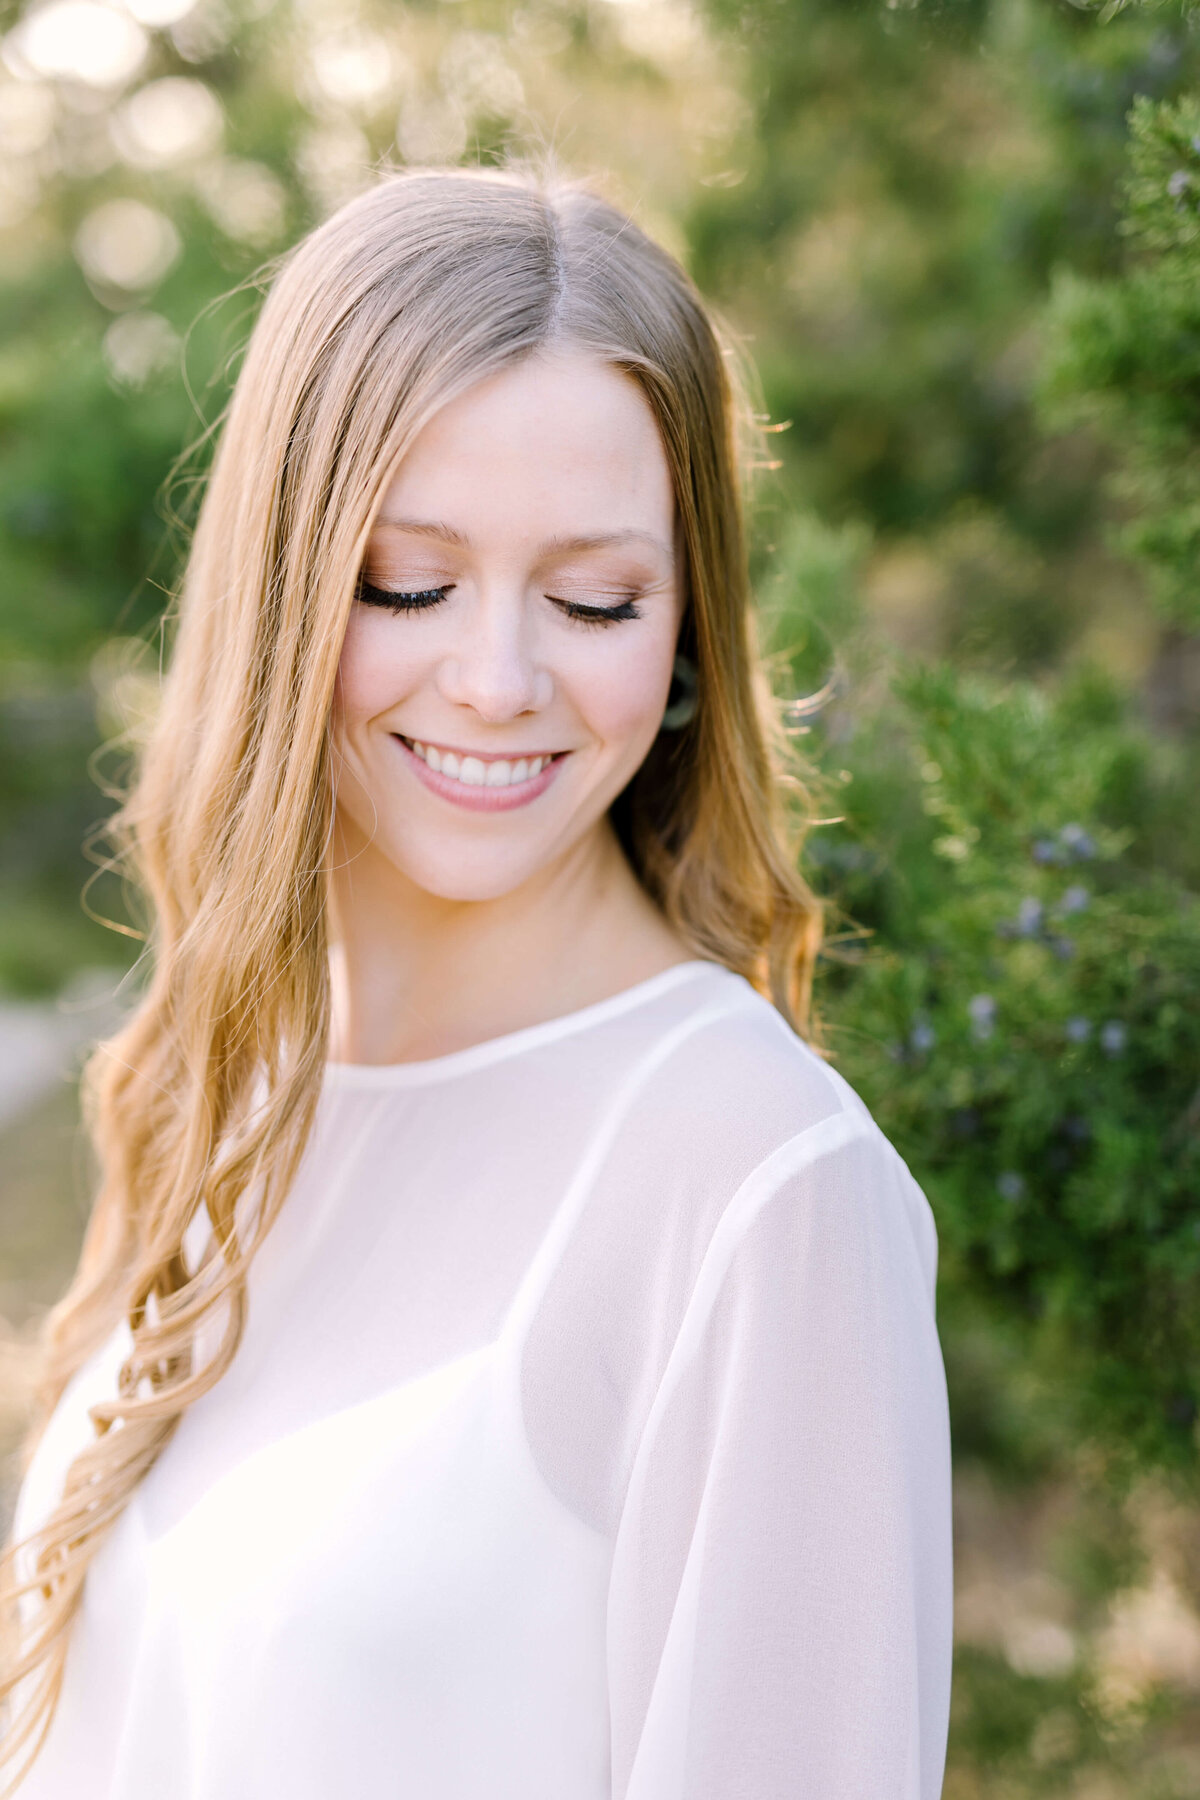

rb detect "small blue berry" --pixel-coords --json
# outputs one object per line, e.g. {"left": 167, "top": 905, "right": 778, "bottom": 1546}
{"left": 1016, "top": 897, "right": 1044, "bottom": 937}
{"left": 1059, "top": 823, "right": 1096, "bottom": 861}
{"left": 969, "top": 994, "right": 996, "bottom": 1040}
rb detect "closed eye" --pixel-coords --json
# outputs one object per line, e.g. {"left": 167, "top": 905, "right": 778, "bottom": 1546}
{"left": 551, "top": 596, "right": 642, "bottom": 627}
{"left": 357, "top": 577, "right": 453, "bottom": 613}
{"left": 356, "top": 577, "right": 641, "bottom": 626}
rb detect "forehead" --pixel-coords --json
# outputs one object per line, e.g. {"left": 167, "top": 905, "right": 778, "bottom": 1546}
{"left": 373, "top": 350, "right": 676, "bottom": 553}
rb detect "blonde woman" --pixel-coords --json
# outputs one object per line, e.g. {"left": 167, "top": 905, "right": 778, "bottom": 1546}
{"left": 1, "top": 168, "right": 953, "bottom": 1797}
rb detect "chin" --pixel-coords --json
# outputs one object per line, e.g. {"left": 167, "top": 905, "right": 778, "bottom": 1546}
{"left": 387, "top": 841, "right": 562, "bottom": 905}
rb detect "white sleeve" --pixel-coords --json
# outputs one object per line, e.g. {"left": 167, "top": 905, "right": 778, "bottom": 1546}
{"left": 606, "top": 1114, "right": 954, "bottom": 1800}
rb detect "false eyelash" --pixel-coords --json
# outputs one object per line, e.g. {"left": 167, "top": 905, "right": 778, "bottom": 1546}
{"left": 554, "top": 597, "right": 642, "bottom": 626}
{"left": 356, "top": 578, "right": 641, "bottom": 626}
{"left": 357, "top": 577, "right": 452, "bottom": 612}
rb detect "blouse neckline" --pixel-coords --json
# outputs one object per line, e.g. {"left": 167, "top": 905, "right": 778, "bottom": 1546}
{"left": 322, "top": 960, "right": 733, "bottom": 1088}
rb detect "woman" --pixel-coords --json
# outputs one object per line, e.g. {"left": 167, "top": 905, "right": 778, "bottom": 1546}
{"left": 1, "top": 167, "right": 953, "bottom": 1797}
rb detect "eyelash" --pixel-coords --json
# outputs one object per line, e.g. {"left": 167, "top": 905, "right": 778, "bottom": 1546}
{"left": 558, "top": 596, "right": 642, "bottom": 627}
{"left": 357, "top": 578, "right": 449, "bottom": 613}
{"left": 355, "top": 578, "right": 642, "bottom": 627}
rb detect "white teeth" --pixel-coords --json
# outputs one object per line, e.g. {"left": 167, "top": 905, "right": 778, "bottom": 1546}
{"left": 407, "top": 739, "right": 556, "bottom": 786}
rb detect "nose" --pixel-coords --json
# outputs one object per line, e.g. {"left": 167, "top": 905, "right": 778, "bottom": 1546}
{"left": 435, "top": 591, "right": 552, "bottom": 721}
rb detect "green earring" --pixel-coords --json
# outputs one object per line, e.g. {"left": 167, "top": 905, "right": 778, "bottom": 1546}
{"left": 661, "top": 653, "right": 698, "bottom": 730}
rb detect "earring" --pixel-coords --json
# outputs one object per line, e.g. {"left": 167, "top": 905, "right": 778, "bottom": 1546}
{"left": 661, "top": 653, "right": 698, "bottom": 730}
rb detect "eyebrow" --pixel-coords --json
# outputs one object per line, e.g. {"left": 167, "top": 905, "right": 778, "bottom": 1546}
{"left": 373, "top": 517, "right": 674, "bottom": 563}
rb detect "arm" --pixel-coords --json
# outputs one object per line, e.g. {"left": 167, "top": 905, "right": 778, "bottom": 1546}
{"left": 606, "top": 1116, "right": 953, "bottom": 1800}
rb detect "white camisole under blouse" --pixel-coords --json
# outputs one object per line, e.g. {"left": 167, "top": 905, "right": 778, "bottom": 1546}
{"left": 11, "top": 961, "right": 954, "bottom": 1798}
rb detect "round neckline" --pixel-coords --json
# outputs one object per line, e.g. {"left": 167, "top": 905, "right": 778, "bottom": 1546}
{"left": 322, "top": 960, "right": 732, "bottom": 1088}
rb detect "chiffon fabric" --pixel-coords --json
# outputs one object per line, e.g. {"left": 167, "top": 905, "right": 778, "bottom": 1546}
{"left": 12, "top": 960, "right": 953, "bottom": 1798}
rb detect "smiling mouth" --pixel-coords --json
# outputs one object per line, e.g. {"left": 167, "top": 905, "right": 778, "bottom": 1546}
{"left": 396, "top": 736, "right": 566, "bottom": 790}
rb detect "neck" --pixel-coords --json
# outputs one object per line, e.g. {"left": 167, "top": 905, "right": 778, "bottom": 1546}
{"left": 326, "top": 817, "right": 691, "bottom": 1065}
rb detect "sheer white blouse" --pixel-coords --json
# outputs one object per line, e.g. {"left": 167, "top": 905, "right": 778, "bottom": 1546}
{"left": 12, "top": 960, "right": 953, "bottom": 1798}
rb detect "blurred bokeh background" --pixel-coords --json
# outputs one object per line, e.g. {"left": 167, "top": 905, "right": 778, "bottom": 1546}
{"left": 1, "top": 0, "right": 1199, "bottom": 1789}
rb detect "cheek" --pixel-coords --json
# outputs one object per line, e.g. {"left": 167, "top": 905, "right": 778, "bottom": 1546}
{"left": 569, "top": 633, "right": 675, "bottom": 751}
{"left": 334, "top": 610, "right": 420, "bottom": 729}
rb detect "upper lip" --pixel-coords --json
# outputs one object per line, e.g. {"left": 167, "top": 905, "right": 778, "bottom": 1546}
{"left": 395, "top": 733, "right": 564, "bottom": 764}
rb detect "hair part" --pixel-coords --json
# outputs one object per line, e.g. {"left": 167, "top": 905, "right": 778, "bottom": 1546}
{"left": 0, "top": 163, "right": 821, "bottom": 1785}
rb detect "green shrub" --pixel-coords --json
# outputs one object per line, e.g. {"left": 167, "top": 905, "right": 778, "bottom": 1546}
{"left": 1043, "top": 91, "right": 1200, "bottom": 629}
{"left": 811, "top": 663, "right": 1200, "bottom": 1476}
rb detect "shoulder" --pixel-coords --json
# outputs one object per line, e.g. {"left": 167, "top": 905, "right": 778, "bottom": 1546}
{"left": 621, "top": 969, "right": 941, "bottom": 1344}
{"left": 630, "top": 963, "right": 878, "bottom": 1168}
{"left": 597, "top": 964, "right": 931, "bottom": 1269}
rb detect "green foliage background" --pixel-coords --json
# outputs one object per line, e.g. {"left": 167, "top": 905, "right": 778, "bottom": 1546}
{"left": 2, "top": 0, "right": 1199, "bottom": 1790}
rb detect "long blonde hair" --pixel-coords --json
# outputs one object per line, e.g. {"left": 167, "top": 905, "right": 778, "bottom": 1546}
{"left": 0, "top": 165, "right": 820, "bottom": 1787}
